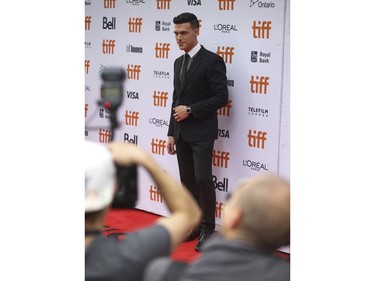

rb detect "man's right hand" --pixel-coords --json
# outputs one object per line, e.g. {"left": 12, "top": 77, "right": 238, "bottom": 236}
{"left": 167, "top": 136, "right": 176, "bottom": 155}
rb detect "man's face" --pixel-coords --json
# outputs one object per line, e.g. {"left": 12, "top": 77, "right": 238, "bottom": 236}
{"left": 174, "top": 22, "right": 199, "bottom": 53}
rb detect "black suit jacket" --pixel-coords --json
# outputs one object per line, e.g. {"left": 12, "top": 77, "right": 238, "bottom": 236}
{"left": 168, "top": 46, "right": 229, "bottom": 142}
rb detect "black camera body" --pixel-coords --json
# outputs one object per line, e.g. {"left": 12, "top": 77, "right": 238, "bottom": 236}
{"left": 100, "top": 67, "right": 138, "bottom": 209}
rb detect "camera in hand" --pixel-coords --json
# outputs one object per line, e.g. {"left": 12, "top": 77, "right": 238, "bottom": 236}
{"left": 100, "top": 67, "right": 138, "bottom": 209}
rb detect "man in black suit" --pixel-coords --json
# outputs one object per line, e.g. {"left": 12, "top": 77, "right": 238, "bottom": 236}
{"left": 167, "top": 12, "right": 229, "bottom": 252}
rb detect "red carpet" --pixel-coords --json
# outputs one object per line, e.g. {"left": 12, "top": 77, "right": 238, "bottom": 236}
{"left": 104, "top": 208, "right": 289, "bottom": 262}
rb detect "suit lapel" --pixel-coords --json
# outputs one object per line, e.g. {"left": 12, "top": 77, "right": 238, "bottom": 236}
{"left": 180, "top": 47, "right": 205, "bottom": 93}
{"left": 175, "top": 55, "right": 184, "bottom": 95}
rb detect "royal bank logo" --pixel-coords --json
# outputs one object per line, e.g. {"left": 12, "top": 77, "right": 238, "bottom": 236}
{"left": 227, "top": 79, "right": 234, "bottom": 87}
{"left": 103, "top": 17, "right": 116, "bottom": 30}
{"left": 243, "top": 159, "right": 269, "bottom": 171}
{"left": 216, "top": 46, "right": 234, "bottom": 64}
{"left": 156, "top": 0, "right": 171, "bottom": 9}
{"left": 127, "top": 64, "right": 141, "bottom": 80}
{"left": 250, "top": 75, "right": 269, "bottom": 94}
{"left": 149, "top": 118, "right": 169, "bottom": 128}
{"left": 155, "top": 42, "right": 170, "bottom": 59}
{"left": 248, "top": 129, "right": 267, "bottom": 149}
{"left": 85, "top": 16, "right": 91, "bottom": 30}
{"left": 99, "top": 128, "right": 112, "bottom": 143}
{"left": 126, "top": 44, "right": 143, "bottom": 53}
{"left": 85, "top": 41, "right": 91, "bottom": 48}
{"left": 248, "top": 107, "right": 269, "bottom": 117}
{"left": 252, "top": 20, "right": 272, "bottom": 39}
{"left": 218, "top": 0, "right": 235, "bottom": 10}
{"left": 217, "top": 100, "right": 232, "bottom": 116}
{"left": 251, "top": 51, "right": 271, "bottom": 63}
{"left": 85, "top": 0, "right": 91, "bottom": 5}
{"left": 214, "top": 23, "right": 238, "bottom": 33}
{"left": 154, "top": 70, "right": 170, "bottom": 79}
{"left": 128, "top": 18, "right": 143, "bottom": 33}
{"left": 124, "top": 133, "right": 138, "bottom": 145}
{"left": 155, "top": 20, "right": 171, "bottom": 31}
{"left": 250, "top": 0, "right": 275, "bottom": 8}
{"left": 125, "top": 0, "right": 146, "bottom": 5}
{"left": 104, "top": 0, "right": 116, "bottom": 8}
{"left": 217, "top": 128, "right": 230, "bottom": 139}
{"left": 99, "top": 107, "right": 110, "bottom": 119}
{"left": 187, "top": 0, "right": 201, "bottom": 5}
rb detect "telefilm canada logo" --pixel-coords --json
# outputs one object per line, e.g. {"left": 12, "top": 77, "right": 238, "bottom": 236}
{"left": 153, "top": 70, "right": 170, "bottom": 79}
{"left": 155, "top": 20, "right": 171, "bottom": 31}
{"left": 125, "top": 0, "right": 146, "bottom": 5}
{"left": 251, "top": 51, "right": 271, "bottom": 63}
{"left": 248, "top": 106, "right": 269, "bottom": 117}
{"left": 250, "top": 0, "right": 275, "bottom": 8}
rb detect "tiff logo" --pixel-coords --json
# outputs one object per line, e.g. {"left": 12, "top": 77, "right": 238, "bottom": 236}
{"left": 85, "top": 60, "right": 90, "bottom": 74}
{"left": 153, "top": 91, "right": 168, "bottom": 107}
{"left": 85, "top": 104, "right": 88, "bottom": 118}
{"left": 104, "top": 0, "right": 116, "bottom": 8}
{"left": 250, "top": 75, "right": 269, "bottom": 94}
{"left": 149, "top": 185, "right": 163, "bottom": 203}
{"left": 151, "top": 138, "right": 167, "bottom": 155}
{"left": 124, "top": 110, "right": 139, "bottom": 126}
{"left": 216, "top": 46, "right": 234, "bottom": 64}
{"left": 99, "top": 128, "right": 112, "bottom": 143}
{"left": 217, "top": 100, "right": 232, "bottom": 116}
{"left": 248, "top": 129, "right": 267, "bottom": 149}
{"left": 215, "top": 201, "right": 224, "bottom": 218}
{"left": 212, "top": 150, "right": 230, "bottom": 168}
{"left": 102, "top": 39, "right": 115, "bottom": 54}
{"left": 155, "top": 42, "right": 170, "bottom": 59}
{"left": 156, "top": 0, "right": 171, "bottom": 9}
{"left": 252, "top": 20, "right": 272, "bottom": 39}
{"left": 85, "top": 16, "right": 91, "bottom": 30}
{"left": 128, "top": 18, "right": 142, "bottom": 33}
{"left": 127, "top": 64, "right": 141, "bottom": 80}
{"left": 218, "top": 0, "right": 235, "bottom": 10}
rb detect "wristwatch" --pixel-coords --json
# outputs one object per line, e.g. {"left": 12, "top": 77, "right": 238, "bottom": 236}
{"left": 186, "top": 106, "right": 192, "bottom": 114}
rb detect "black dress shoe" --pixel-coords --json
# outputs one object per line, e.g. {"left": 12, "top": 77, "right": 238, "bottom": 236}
{"left": 185, "top": 228, "right": 201, "bottom": 242}
{"left": 195, "top": 232, "right": 211, "bottom": 252}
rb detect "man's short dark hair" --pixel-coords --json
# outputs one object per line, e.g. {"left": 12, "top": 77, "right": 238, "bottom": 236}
{"left": 173, "top": 12, "right": 199, "bottom": 29}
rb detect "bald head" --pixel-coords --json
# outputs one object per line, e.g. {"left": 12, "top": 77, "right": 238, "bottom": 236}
{"left": 225, "top": 174, "right": 290, "bottom": 249}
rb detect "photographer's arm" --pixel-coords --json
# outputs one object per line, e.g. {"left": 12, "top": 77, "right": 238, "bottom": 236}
{"left": 107, "top": 142, "right": 201, "bottom": 252}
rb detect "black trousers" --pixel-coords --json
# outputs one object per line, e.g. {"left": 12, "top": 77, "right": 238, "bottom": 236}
{"left": 175, "top": 137, "right": 216, "bottom": 233}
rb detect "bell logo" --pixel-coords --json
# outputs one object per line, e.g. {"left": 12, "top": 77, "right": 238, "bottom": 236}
{"left": 124, "top": 133, "right": 138, "bottom": 145}
{"left": 212, "top": 150, "right": 230, "bottom": 168}
{"left": 85, "top": 16, "right": 91, "bottom": 30}
{"left": 102, "top": 39, "right": 116, "bottom": 54}
{"left": 215, "top": 201, "right": 224, "bottom": 218}
{"left": 85, "top": 60, "right": 90, "bottom": 74}
{"left": 156, "top": 0, "right": 171, "bottom": 9}
{"left": 252, "top": 20, "right": 272, "bottom": 39}
{"left": 103, "top": 0, "right": 116, "bottom": 8}
{"left": 216, "top": 46, "right": 234, "bottom": 64}
{"left": 217, "top": 100, "right": 232, "bottom": 116}
{"left": 127, "top": 64, "right": 141, "bottom": 80}
{"left": 149, "top": 185, "right": 163, "bottom": 203}
{"left": 124, "top": 110, "right": 139, "bottom": 126}
{"left": 128, "top": 18, "right": 143, "bottom": 33}
{"left": 155, "top": 43, "right": 170, "bottom": 59}
{"left": 153, "top": 91, "right": 169, "bottom": 107}
{"left": 99, "top": 129, "right": 112, "bottom": 143}
{"left": 85, "top": 104, "right": 88, "bottom": 118}
{"left": 151, "top": 138, "right": 167, "bottom": 155}
{"left": 218, "top": 0, "right": 235, "bottom": 10}
{"left": 248, "top": 129, "right": 267, "bottom": 149}
{"left": 250, "top": 75, "right": 269, "bottom": 94}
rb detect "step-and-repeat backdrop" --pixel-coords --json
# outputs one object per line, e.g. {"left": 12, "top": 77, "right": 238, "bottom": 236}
{"left": 85, "top": 0, "right": 290, "bottom": 231}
